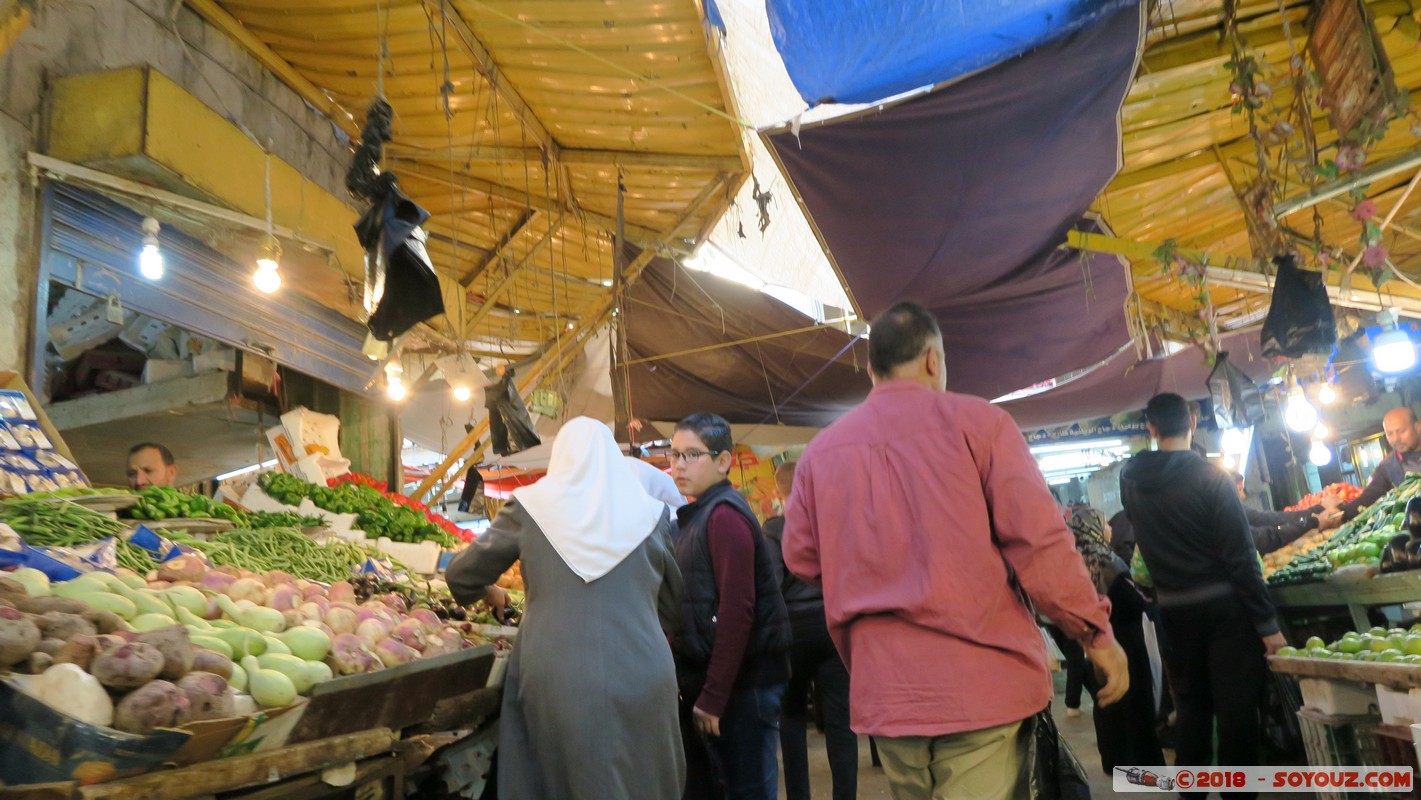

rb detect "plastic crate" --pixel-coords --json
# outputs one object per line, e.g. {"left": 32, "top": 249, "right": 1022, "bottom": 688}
{"left": 1379, "top": 686, "right": 1421, "bottom": 726}
{"left": 1298, "top": 709, "right": 1384, "bottom": 800}
{"left": 1376, "top": 724, "right": 1420, "bottom": 799}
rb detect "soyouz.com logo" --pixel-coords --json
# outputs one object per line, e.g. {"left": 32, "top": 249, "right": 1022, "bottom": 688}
{"left": 1113, "top": 766, "right": 1413, "bottom": 793}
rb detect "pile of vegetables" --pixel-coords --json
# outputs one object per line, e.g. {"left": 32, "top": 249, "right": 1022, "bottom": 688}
{"left": 0, "top": 559, "right": 491, "bottom": 732}
{"left": 167, "top": 528, "right": 405, "bottom": 584}
{"left": 26, "top": 488, "right": 134, "bottom": 500}
{"left": 1275, "top": 624, "right": 1421, "bottom": 663}
{"left": 1285, "top": 482, "right": 1363, "bottom": 512}
{"left": 1268, "top": 475, "right": 1421, "bottom": 586}
{"left": 129, "top": 487, "right": 244, "bottom": 523}
{"left": 1, "top": 496, "right": 156, "bottom": 573}
{"left": 330, "top": 473, "right": 471, "bottom": 544}
{"left": 257, "top": 472, "right": 462, "bottom": 547}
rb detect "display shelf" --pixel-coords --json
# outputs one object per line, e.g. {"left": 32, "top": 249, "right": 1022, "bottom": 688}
{"left": 1271, "top": 573, "right": 1421, "bottom": 629}
{"left": 1269, "top": 656, "right": 1421, "bottom": 690}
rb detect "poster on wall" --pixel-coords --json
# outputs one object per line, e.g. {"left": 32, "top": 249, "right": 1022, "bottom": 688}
{"left": 728, "top": 445, "right": 781, "bottom": 521}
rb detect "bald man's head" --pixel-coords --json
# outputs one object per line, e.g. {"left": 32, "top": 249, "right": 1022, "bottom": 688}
{"left": 1384, "top": 407, "right": 1421, "bottom": 454}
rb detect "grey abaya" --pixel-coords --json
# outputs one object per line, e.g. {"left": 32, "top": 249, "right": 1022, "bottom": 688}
{"left": 445, "top": 498, "right": 686, "bottom": 800}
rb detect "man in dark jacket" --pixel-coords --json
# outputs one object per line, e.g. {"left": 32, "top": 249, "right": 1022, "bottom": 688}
{"left": 764, "top": 461, "right": 855, "bottom": 800}
{"left": 1121, "top": 393, "right": 1286, "bottom": 795}
{"left": 1339, "top": 407, "right": 1421, "bottom": 522}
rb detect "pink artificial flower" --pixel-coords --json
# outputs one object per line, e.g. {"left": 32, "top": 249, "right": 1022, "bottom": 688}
{"left": 1362, "top": 244, "right": 1389, "bottom": 268}
{"left": 1337, "top": 145, "right": 1367, "bottom": 172}
{"left": 1351, "top": 200, "right": 1378, "bottom": 221}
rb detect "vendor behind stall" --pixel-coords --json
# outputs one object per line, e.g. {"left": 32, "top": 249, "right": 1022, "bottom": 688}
{"left": 126, "top": 442, "right": 177, "bottom": 491}
{"left": 1338, "top": 407, "right": 1421, "bottom": 522}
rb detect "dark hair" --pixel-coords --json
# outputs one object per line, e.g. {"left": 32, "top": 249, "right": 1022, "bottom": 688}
{"left": 129, "top": 442, "right": 175, "bottom": 466}
{"left": 1144, "top": 393, "right": 1192, "bottom": 439}
{"left": 675, "top": 413, "right": 733, "bottom": 455}
{"left": 868, "top": 302, "right": 942, "bottom": 376}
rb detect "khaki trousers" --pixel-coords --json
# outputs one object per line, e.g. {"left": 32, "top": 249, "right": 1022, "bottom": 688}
{"left": 874, "top": 719, "right": 1029, "bottom": 800}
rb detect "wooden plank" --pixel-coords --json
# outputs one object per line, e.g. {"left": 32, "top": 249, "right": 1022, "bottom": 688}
{"left": 1271, "top": 572, "right": 1421, "bottom": 608}
{"left": 45, "top": 371, "right": 231, "bottom": 431}
{"left": 0, "top": 781, "right": 79, "bottom": 800}
{"left": 75, "top": 728, "right": 397, "bottom": 800}
{"left": 1269, "top": 655, "right": 1421, "bottom": 689}
{"left": 462, "top": 210, "right": 542, "bottom": 288}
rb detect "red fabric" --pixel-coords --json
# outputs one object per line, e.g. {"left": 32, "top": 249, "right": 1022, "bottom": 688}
{"left": 783, "top": 380, "right": 1114, "bottom": 738}
{"left": 695, "top": 505, "right": 759, "bottom": 718}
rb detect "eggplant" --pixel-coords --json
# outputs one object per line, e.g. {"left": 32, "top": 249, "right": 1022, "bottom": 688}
{"left": 1382, "top": 533, "right": 1413, "bottom": 574}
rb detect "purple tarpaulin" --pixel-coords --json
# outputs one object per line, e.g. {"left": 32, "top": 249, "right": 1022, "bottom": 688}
{"left": 621, "top": 252, "right": 871, "bottom": 428}
{"left": 766, "top": 3, "right": 1145, "bottom": 401}
{"left": 999, "top": 332, "right": 1276, "bottom": 430}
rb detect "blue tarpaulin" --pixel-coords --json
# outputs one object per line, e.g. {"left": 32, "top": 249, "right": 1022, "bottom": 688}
{"left": 767, "top": 0, "right": 1140, "bottom": 105}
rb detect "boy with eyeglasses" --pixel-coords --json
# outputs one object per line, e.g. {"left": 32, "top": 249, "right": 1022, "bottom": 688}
{"left": 669, "top": 412, "right": 790, "bottom": 800}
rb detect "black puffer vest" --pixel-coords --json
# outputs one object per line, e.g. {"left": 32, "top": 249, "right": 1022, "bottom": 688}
{"left": 673, "top": 480, "right": 790, "bottom": 686}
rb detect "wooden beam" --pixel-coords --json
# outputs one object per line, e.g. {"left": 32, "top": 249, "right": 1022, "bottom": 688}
{"left": 1064, "top": 228, "right": 1266, "bottom": 272}
{"left": 419, "top": 0, "right": 554, "bottom": 150}
{"left": 46, "top": 371, "right": 231, "bottom": 431}
{"left": 1274, "top": 147, "right": 1421, "bottom": 218}
{"left": 183, "top": 0, "right": 360, "bottom": 139}
{"left": 393, "top": 159, "right": 672, "bottom": 246}
{"left": 464, "top": 212, "right": 567, "bottom": 331}
{"left": 383, "top": 144, "right": 741, "bottom": 172}
{"left": 462, "top": 210, "right": 541, "bottom": 287}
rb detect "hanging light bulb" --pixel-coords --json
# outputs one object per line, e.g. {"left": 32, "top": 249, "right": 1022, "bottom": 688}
{"left": 1374, "top": 328, "right": 1416, "bottom": 374}
{"left": 1221, "top": 454, "right": 1237, "bottom": 470}
{"left": 1284, "top": 389, "right": 1318, "bottom": 433}
{"left": 1314, "top": 422, "right": 1331, "bottom": 440}
{"left": 138, "top": 217, "right": 164, "bottom": 280}
{"left": 1309, "top": 440, "right": 1333, "bottom": 467}
{"left": 253, "top": 236, "right": 282, "bottom": 294}
{"left": 1220, "top": 426, "right": 1251, "bottom": 455}
{"left": 384, "top": 362, "right": 407, "bottom": 402}
{"left": 452, "top": 385, "right": 472, "bottom": 403}
{"left": 1317, "top": 382, "right": 1337, "bottom": 405}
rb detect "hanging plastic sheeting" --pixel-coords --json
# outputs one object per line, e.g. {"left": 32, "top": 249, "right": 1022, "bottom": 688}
{"left": 1207, "top": 352, "right": 1267, "bottom": 430}
{"left": 346, "top": 99, "right": 445, "bottom": 342}
{"left": 766, "top": 0, "right": 1141, "bottom": 105}
{"left": 765, "top": 4, "right": 1145, "bottom": 401}
{"left": 484, "top": 369, "right": 542, "bottom": 457}
{"left": 1260, "top": 254, "right": 1338, "bottom": 359}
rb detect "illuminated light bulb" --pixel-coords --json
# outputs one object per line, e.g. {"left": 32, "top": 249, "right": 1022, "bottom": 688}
{"left": 138, "top": 217, "right": 163, "bottom": 280}
{"left": 386, "top": 377, "right": 407, "bottom": 402}
{"left": 601, "top": 279, "right": 613, "bottom": 287}
{"left": 1222, "top": 455, "right": 1237, "bottom": 470}
{"left": 252, "top": 236, "right": 282, "bottom": 294}
{"left": 453, "top": 385, "right": 472, "bottom": 403}
{"left": 1309, "top": 440, "right": 1333, "bottom": 467}
{"left": 1374, "top": 328, "right": 1416, "bottom": 374}
{"left": 1317, "top": 383, "right": 1337, "bottom": 405}
{"left": 1220, "top": 427, "right": 1250, "bottom": 455}
{"left": 1284, "top": 392, "right": 1318, "bottom": 433}
{"left": 1314, "top": 422, "right": 1330, "bottom": 440}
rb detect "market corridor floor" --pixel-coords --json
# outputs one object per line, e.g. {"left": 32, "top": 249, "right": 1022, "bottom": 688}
{"left": 783, "top": 673, "right": 1316, "bottom": 798}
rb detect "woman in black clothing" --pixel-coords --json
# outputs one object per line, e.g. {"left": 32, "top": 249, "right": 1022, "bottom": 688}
{"left": 1067, "top": 507, "right": 1165, "bottom": 776}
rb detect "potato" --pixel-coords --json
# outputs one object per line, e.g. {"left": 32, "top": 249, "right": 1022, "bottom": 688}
{"left": 35, "top": 612, "right": 96, "bottom": 642}
{"left": 54, "top": 634, "right": 99, "bottom": 671}
{"left": 0, "top": 609, "right": 41, "bottom": 668}
{"left": 15, "top": 596, "right": 88, "bottom": 616}
{"left": 134, "top": 626, "right": 194, "bottom": 680}
{"left": 112, "top": 680, "right": 192, "bottom": 733}
{"left": 90, "top": 642, "right": 164, "bottom": 689}
{"left": 81, "top": 608, "right": 127, "bottom": 635}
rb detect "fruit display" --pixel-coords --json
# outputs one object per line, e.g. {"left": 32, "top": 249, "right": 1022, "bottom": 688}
{"left": 1262, "top": 528, "right": 1332, "bottom": 580}
{"left": 1275, "top": 625, "right": 1421, "bottom": 664}
{"left": 257, "top": 472, "right": 465, "bottom": 547}
{"left": 1267, "top": 475, "right": 1421, "bottom": 586}
{"left": 1286, "top": 483, "right": 1362, "bottom": 512}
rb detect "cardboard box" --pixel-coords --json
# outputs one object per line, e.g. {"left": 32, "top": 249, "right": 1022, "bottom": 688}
{"left": 265, "top": 426, "right": 300, "bottom": 473}
{"left": 0, "top": 677, "right": 192, "bottom": 786}
{"left": 0, "top": 371, "right": 77, "bottom": 463}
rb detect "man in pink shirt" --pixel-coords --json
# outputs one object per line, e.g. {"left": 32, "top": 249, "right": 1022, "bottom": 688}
{"left": 783, "top": 302, "right": 1129, "bottom": 799}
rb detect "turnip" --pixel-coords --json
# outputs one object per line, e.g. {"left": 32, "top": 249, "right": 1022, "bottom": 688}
{"left": 261, "top": 570, "right": 295, "bottom": 588}
{"left": 297, "top": 581, "right": 328, "bottom": 601}
{"left": 112, "top": 680, "right": 192, "bottom": 733}
{"left": 267, "top": 585, "right": 301, "bottom": 612}
{"left": 223, "top": 578, "right": 267, "bottom": 606}
{"left": 200, "top": 571, "right": 237, "bottom": 594}
{"left": 355, "top": 617, "right": 393, "bottom": 647}
{"left": 156, "top": 555, "right": 207, "bottom": 584}
{"left": 328, "top": 633, "right": 381, "bottom": 675}
{"left": 374, "top": 638, "right": 418, "bottom": 668}
{"left": 327, "top": 581, "right": 355, "bottom": 605}
{"left": 326, "top": 606, "right": 358, "bottom": 635}
{"left": 0, "top": 607, "right": 41, "bottom": 668}
{"left": 407, "top": 608, "right": 441, "bottom": 635}
{"left": 389, "top": 619, "right": 428, "bottom": 652}
{"left": 90, "top": 642, "right": 165, "bottom": 689}
{"left": 176, "top": 671, "right": 233, "bottom": 721}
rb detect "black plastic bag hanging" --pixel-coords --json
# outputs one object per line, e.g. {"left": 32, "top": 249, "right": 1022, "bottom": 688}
{"left": 457, "top": 462, "right": 486, "bottom": 514}
{"left": 484, "top": 369, "right": 542, "bottom": 457}
{"left": 345, "top": 98, "right": 445, "bottom": 342}
{"left": 1260, "top": 254, "right": 1337, "bottom": 358}
{"left": 1207, "top": 351, "right": 1267, "bottom": 429}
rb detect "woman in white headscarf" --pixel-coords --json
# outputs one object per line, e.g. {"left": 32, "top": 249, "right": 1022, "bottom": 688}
{"left": 445, "top": 417, "right": 685, "bottom": 800}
